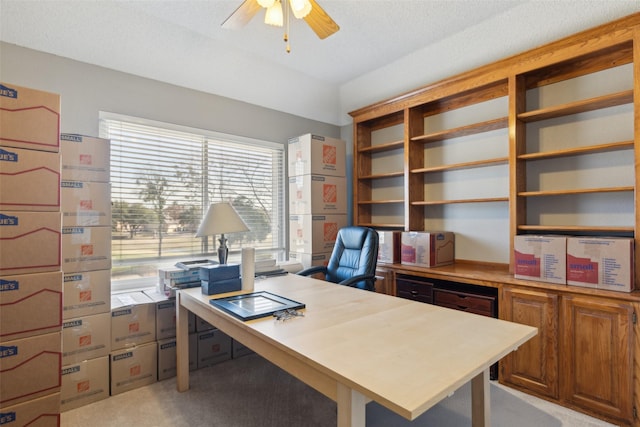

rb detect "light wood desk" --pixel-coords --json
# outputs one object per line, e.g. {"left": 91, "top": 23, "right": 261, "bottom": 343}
{"left": 176, "top": 274, "right": 536, "bottom": 427}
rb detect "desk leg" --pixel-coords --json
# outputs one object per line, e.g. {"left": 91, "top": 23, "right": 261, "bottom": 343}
{"left": 176, "top": 291, "right": 190, "bottom": 392}
{"left": 337, "top": 383, "right": 366, "bottom": 427}
{"left": 471, "top": 368, "right": 491, "bottom": 427}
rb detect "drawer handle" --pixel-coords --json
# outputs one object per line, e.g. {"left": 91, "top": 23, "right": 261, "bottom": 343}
{"left": 410, "top": 290, "right": 418, "bottom": 296}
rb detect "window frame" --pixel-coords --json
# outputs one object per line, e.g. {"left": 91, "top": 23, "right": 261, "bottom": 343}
{"left": 99, "top": 111, "right": 287, "bottom": 293}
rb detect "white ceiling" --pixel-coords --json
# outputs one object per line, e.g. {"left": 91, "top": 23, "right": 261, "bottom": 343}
{"left": 2, "top": 1, "right": 640, "bottom": 126}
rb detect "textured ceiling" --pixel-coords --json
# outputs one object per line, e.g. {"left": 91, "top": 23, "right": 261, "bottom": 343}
{"left": 2, "top": 1, "right": 640, "bottom": 125}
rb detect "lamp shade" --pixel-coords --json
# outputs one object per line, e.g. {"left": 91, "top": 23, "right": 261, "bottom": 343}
{"left": 195, "top": 202, "right": 249, "bottom": 237}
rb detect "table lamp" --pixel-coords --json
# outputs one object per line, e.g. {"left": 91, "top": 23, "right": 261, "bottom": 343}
{"left": 195, "top": 202, "right": 249, "bottom": 264}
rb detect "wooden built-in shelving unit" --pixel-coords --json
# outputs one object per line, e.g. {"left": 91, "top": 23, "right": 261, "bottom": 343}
{"left": 350, "top": 13, "right": 640, "bottom": 427}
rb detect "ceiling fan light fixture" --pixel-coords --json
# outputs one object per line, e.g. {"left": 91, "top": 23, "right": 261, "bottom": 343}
{"left": 264, "top": 0, "right": 283, "bottom": 26}
{"left": 257, "top": 0, "right": 275, "bottom": 7}
{"left": 290, "top": 0, "right": 312, "bottom": 19}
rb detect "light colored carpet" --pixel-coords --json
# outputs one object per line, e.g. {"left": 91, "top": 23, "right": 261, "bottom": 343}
{"left": 62, "top": 353, "right": 618, "bottom": 427}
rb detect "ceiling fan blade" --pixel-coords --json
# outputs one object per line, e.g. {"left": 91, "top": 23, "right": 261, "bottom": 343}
{"left": 304, "top": 0, "right": 340, "bottom": 39}
{"left": 222, "top": 0, "right": 262, "bottom": 30}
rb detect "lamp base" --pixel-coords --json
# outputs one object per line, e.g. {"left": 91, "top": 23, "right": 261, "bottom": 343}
{"left": 218, "top": 235, "right": 228, "bottom": 264}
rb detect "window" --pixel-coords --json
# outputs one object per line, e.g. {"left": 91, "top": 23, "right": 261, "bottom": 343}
{"left": 100, "top": 113, "right": 285, "bottom": 292}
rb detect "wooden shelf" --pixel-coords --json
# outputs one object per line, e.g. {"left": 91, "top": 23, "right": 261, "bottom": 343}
{"left": 517, "top": 90, "right": 633, "bottom": 122}
{"left": 411, "top": 117, "right": 508, "bottom": 144}
{"left": 358, "top": 223, "right": 405, "bottom": 229}
{"left": 411, "top": 157, "right": 508, "bottom": 174}
{"left": 359, "top": 171, "right": 404, "bottom": 180}
{"left": 517, "top": 140, "right": 634, "bottom": 160}
{"left": 358, "top": 199, "right": 404, "bottom": 205}
{"left": 518, "top": 186, "right": 634, "bottom": 197}
{"left": 358, "top": 140, "right": 404, "bottom": 153}
{"left": 412, "top": 197, "right": 509, "bottom": 205}
{"left": 518, "top": 224, "right": 634, "bottom": 233}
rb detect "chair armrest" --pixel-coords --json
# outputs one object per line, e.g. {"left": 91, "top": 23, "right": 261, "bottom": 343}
{"left": 339, "top": 274, "right": 377, "bottom": 290}
{"left": 297, "top": 265, "right": 328, "bottom": 277}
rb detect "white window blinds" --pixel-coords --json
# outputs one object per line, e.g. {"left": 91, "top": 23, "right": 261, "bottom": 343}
{"left": 100, "top": 114, "right": 285, "bottom": 290}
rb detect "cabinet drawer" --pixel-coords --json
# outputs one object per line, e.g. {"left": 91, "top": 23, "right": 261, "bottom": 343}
{"left": 396, "top": 278, "right": 433, "bottom": 304}
{"left": 433, "top": 289, "right": 495, "bottom": 317}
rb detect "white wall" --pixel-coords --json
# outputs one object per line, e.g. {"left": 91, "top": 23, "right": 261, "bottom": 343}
{"left": 0, "top": 42, "right": 340, "bottom": 144}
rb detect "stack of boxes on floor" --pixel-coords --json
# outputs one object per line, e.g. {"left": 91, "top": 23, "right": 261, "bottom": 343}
{"left": 59, "top": 133, "right": 113, "bottom": 410}
{"left": 146, "top": 264, "right": 254, "bottom": 382}
{"left": 287, "top": 134, "right": 347, "bottom": 269}
{"left": 0, "top": 83, "right": 64, "bottom": 424}
{"left": 108, "top": 291, "right": 157, "bottom": 395}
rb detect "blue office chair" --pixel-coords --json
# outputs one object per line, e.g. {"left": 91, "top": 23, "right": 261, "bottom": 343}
{"left": 297, "top": 226, "right": 379, "bottom": 291}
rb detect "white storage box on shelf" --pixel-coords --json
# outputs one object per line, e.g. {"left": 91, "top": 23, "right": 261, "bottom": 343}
{"left": 567, "top": 236, "right": 634, "bottom": 292}
{"left": 400, "top": 231, "right": 455, "bottom": 268}
{"left": 514, "top": 235, "right": 567, "bottom": 285}
{"left": 377, "top": 231, "right": 401, "bottom": 264}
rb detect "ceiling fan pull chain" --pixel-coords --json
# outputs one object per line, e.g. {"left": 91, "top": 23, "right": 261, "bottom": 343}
{"left": 284, "top": 0, "right": 291, "bottom": 53}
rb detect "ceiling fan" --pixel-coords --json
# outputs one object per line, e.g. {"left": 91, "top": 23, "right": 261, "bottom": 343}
{"left": 222, "top": 0, "right": 340, "bottom": 50}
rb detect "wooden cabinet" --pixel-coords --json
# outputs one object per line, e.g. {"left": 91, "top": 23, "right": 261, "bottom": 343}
{"left": 374, "top": 265, "right": 394, "bottom": 295}
{"left": 501, "top": 286, "right": 559, "bottom": 399}
{"left": 433, "top": 288, "right": 496, "bottom": 317}
{"left": 395, "top": 274, "right": 433, "bottom": 304}
{"left": 502, "top": 285, "right": 636, "bottom": 425}
{"left": 562, "top": 295, "right": 634, "bottom": 422}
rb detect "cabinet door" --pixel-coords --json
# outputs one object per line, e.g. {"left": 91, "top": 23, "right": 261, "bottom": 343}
{"left": 374, "top": 267, "right": 393, "bottom": 295}
{"left": 501, "top": 287, "right": 559, "bottom": 399}
{"left": 561, "top": 295, "right": 633, "bottom": 422}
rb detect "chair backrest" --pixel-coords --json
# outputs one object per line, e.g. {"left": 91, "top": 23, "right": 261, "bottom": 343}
{"left": 325, "top": 226, "right": 379, "bottom": 290}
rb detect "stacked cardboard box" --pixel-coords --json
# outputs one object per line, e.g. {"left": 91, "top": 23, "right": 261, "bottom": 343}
{"left": 59, "top": 133, "right": 112, "bottom": 411}
{"left": 513, "top": 235, "right": 635, "bottom": 292}
{"left": 400, "top": 231, "right": 455, "bottom": 268}
{"left": 0, "top": 82, "right": 63, "bottom": 423}
{"left": 287, "top": 134, "right": 347, "bottom": 269}
{"left": 144, "top": 289, "right": 243, "bottom": 381}
{"left": 377, "top": 231, "right": 402, "bottom": 264}
{"left": 108, "top": 292, "right": 158, "bottom": 395}
{"left": 156, "top": 266, "right": 201, "bottom": 298}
